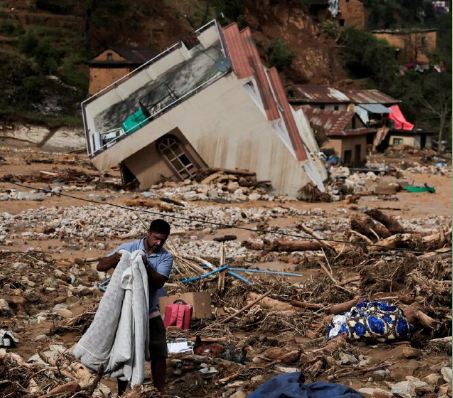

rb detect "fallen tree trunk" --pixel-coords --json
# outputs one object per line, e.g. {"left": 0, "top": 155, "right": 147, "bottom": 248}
{"left": 365, "top": 209, "right": 405, "bottom": 234}
{"left": 248, "top": 292, "right": 296, "bottom": 312}
{"left": 403, "top": 304, "right": 436, "bottom": 329}
{"left": 243, "top": 239, "right": 323, "bottom": 252}
{"left": 351, "top": 213, "right": 391, "bottom": 240}
{"left": 368, "top": 233, "right": 415, "bottom": 252}
{"left": 291, "top": 297, "right": 360, "bottom": 315}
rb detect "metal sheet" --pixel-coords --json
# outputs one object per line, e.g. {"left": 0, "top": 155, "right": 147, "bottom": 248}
{"left": 358, "top": 104, "right": 390, "bottom": 114}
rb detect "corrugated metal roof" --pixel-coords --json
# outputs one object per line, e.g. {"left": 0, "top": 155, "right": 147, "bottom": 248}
{"left": 300, "top": 106, "right": 375, "bottom": 137}
{"left": 268, "top": 67, "right": 307, "bottom": 161}
{"left": 222, "top": 23, "right": 307, "bottom": 159}
{"left": 289, "top": 84, "right": 351, "bottom": 103}
{"left": 345, "top": 89, "right": 400, "bottom": 105}
{"left": 222, "top": 23, "right": 254, "bottom": 79}
{"left": 358, "top": 103, "right": 391, "bottom": 114}
{"left": 240, "top": 28, "right": 280, "bottom": 121}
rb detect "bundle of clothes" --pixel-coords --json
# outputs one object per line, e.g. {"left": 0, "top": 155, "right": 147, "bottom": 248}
{"left": 326, "top": 300, "right": 411, "bottom": 342}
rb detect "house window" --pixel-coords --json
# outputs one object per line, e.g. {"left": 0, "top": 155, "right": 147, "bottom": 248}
{"left": 157, "top": 135, "right": 198, "bottom": 180}
{"left": 339, "top": 19, "right": 345, "bottom": 27}
{"left": 334, "top": 105, "right": 339, "bottom": 111}
{"left": 107, "top": 52, "right": 113, "bottom": 61}
{"left": 320, "top": 104, "right": 325, "bottom": 109}
{"left": 393, "top": 137, "right": 403, "bottom": 145}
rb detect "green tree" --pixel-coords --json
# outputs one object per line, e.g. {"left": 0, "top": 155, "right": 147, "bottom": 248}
{"left": 340, "top": 27, "right": 399, "bottom": 88}
{"left": 211, "top": 0, "right": 245, "bottom": 27}
{"left": 267, "top": 39, "right": 295, "bottom": 72}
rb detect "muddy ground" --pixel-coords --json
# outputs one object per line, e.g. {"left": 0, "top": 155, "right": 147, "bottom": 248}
{"left": 0, "top": 143, "right": 451, "bottom": 398}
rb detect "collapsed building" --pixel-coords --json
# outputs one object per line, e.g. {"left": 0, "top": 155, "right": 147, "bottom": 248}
{"left": 81, "top": 20, "right": 327, "bottom": 197}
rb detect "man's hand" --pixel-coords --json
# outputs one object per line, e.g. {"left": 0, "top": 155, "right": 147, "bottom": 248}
{"left": 96, "top": 252, "right": 122, "bottom": 272}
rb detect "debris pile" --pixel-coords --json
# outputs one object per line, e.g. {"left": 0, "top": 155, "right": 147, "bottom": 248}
{"left": 0, "top": 146, "right": 450, "bottom": 397}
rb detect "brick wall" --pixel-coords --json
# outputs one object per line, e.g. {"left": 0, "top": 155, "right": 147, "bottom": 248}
{"left": 339, "top": 0, "right": 366, "bottom": 29}
{"left": 373, "top": 31, "right": 437, "bottom": 64}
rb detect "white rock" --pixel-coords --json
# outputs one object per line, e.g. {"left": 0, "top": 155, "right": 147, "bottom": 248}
{"left": 441, "top": 367, "right": 452, "bottom": 384}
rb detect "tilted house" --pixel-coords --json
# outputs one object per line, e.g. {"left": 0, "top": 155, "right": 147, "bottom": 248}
{"left": 81, "top": 20, "right": 327, "bottom": 197}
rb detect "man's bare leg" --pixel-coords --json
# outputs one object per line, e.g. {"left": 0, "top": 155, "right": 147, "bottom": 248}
{"left": 151, "top": 357, "right": 166, "bottom": 392}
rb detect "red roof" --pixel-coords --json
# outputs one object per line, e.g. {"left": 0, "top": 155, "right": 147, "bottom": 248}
{"left": 222, "top": 23, "right": 307, "bottom": 161}
{"left": 222, "top": 23, "right": 253, "bottom": 79}
{"left": 301, "top": 106, "right": 375, "bottom": 137}
{"left": 268, "top": 68, "right": 307, "bottom": 160}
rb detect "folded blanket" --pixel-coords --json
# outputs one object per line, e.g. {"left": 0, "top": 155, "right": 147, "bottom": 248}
{"left": 73, "top": 250, "right": 150, "bottom": 385}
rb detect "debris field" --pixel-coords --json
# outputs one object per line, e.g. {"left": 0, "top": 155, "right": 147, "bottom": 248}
{"left": 0, "top": 145, "right": 451, "bottom": 398}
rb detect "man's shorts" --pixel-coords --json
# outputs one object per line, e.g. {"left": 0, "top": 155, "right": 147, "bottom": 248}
{"left": 149, "top": 316, "right": 168, "bottom": 360}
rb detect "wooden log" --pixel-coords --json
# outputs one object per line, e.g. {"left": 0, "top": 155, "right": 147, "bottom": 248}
{"left": 248, "top": 292, "right": 296, "bottom": 312}
{"left": 39, "top": 381, "right": 80, "bottom": 397}
{"left": 365, "top": 209, "right": 405, "bottom": 234}
{"left": 328, "top": 298, "right": 361, "bottom": 314}
{"left": 297, "top": 223, "right": 336, "bottom": 253}
{"left": 208, "top": 167, "right": 256, "bottom": 177}
{"left": 290, "top": 300, "right": 324, "bottom": 310}
{"left": 368, "top": 233, "right": 414, "bottom": 252}
{"left": 290, "top": 297, "right": 360, "bottom": 315}
{"left": 404, "top": 305, "right": 436, "bottom": 328}
{"left": 422, "top": 227, "right": 452, "bottom": 245}
{"left": 351, "top": 213, "right": 392, "bottom": 240}
{"left": 220, "top": 290, "right": 272, "bottom": 324}
{"left": 242, "top": 239, "right": 323, "bottom": 252}
{"left": 201, "top": 171, "right": 224, "bottom": 185}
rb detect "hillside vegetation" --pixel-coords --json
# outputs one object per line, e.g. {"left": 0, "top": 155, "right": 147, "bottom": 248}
{"left": 0, "top": 0, "right": 450, "bottom": 141}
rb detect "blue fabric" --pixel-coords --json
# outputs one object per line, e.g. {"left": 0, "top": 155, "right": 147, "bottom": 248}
{"left": 248, "top": 373, "right": 363, "bottom": 398}
{"left": 110, "top": 239, "right": 173, "bottom": 312}
{"left": 326, "top": 300, "right": 411, "bottom": 342}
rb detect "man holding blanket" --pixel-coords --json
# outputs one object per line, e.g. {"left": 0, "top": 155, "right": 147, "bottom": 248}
{"left": 97, "top": 219, "right": 173, "bottom": 395}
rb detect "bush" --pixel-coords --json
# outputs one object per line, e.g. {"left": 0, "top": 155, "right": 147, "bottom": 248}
{"left": 18, "top": 31, "right": 39, "bottom": 56}
{"left": 267, "top": 39, "right": 295, "bottom": 71}
{"left": 0, "top": 20, "right": 21, "bottom": 36}
{"left": 35, "top": 0, "right": 75, "bottom": 14}
{"left": 320, "top": 20, "right": 340, "bottom": 39}
{"left": 339, "top": 27, "right": 399, "bottom": 88}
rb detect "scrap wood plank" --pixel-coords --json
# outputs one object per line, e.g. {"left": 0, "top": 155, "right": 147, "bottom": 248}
{"left": 220, "top": 290, "right": 272, "bottom": 324}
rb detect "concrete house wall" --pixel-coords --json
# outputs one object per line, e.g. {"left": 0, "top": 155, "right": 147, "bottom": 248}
{"left": 82, "top": 21, "right": 327, "bottom": 197}
{"left": 92, "top": 73, "right": 317, "bottom": 196}
{"left": 323, "top": 135, "right": 367, "bottom": 167}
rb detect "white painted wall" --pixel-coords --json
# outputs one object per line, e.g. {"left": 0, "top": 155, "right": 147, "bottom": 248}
{"left": 92, "top": 74, "right": 325, "bottom": 197}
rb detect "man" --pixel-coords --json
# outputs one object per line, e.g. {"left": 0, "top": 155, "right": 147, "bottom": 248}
{"left": 96, "top": 219, "right": 173, "bottom": 395}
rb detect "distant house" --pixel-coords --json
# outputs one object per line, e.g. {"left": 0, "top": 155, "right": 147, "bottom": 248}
{"left": 287, "top": 84, "right": 351, "bottom": 111}
{"left": 345, "top": 88, "right": 400, "bottom": 127}
{"left": 388, "top": 130, "right": 434, "bottom": 149}
{"left": 81, "top": 21, "right": 327, "bottom": 197}
{"left": 87, "top": 47, "right": 156, "bottom": 95}
{"left": 345, "top": 89, "right": 414, "bottom": 149}
{"left": 305, "top": 0, "right": 366, "bottom": 29}
{"left": 337, "top": 0, "right": 366, "bottom": 29}
{"left": 289, "top": 86, "right": 421, "bottom": 156}
{"left": 372, "top": 29, "right": 437, "bottom": 66}
{"left": 300, "top": 107, "right": 375, "bottom": 167}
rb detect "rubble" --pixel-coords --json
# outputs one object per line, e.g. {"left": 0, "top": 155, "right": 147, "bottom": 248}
{"left": 0, "top": 145, "right": 450, "bottom": 397}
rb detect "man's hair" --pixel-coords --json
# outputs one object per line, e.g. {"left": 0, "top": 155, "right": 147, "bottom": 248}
{"left": 149, "top": 219, "right": 171, "bottom": 235}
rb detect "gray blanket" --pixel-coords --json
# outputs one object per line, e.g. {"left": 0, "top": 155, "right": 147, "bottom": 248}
{"left": 73, "top": 250, "right": 150, "bottom": 386}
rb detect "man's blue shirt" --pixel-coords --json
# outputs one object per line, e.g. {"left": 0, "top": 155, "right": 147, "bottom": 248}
{"left": 110, "top": 238, "right": 173, "bottom": 313}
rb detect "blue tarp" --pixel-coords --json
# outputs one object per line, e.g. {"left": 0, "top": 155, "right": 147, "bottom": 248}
{"left": 248, "top": 373, "right": 363, "bottom": 398}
